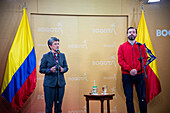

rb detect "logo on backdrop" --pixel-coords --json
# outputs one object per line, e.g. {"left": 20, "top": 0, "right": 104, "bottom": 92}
{"left": 37, "top": 22, "right": 63, "bottom": 34}
{"left": 68, "top": 106, "right": 86, "bottom": 113}
{"left": 104, "top": 41, "right": 117, "bottom": 48}
{"left": 109, "top": 87, "right": 117, "bottom": 99}
{"left": 37, "top": 76, "right": 44, "bottom": 81}
{"left": 37, "top": 44, "right": 47, "bottom": 47}
{"left": 92, "top": 23, "right": 116, "bottom": 34}
{"left": 104, "top": 73, "right": 117, "bottom": 80}
{"left": 156, "top": 29, "right": 170, "bottom": 37}
{"left": 68, "top": 40, "right": 88, "bottom": 49}
{"left": 68, "top": 73, "right": 88, "bottom": 81}
{"left": 37, "top": 94, "right": 44, "bottom": 100}
{"left": 92, "top": 55, "right": 116, "bottom": 67}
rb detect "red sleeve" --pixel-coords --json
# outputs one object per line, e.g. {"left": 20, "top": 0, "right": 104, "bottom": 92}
{"left": 118, "top": 45, "right": 131, "bottom": 72}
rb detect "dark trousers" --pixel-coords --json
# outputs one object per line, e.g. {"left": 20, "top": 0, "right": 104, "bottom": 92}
{"left": 44, "top": 85, "right": 65, "bottom": 113}
{"left": 122, "top": 74, "right": 147, "bottom": 113}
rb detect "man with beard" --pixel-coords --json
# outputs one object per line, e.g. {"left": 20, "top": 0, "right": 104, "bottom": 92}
{"left": 118, "top": 27, "right": 148, "bottom": 113}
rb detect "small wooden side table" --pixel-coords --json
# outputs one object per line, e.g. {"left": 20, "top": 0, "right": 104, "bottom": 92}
{"left": 84, "top": 94, "right": 115, "bottom": 113}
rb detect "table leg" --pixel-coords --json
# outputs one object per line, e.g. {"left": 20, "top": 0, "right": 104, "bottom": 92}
{"left": 100, "top": 99, "right": 104, "bottom": 113}
{"left": 86, "top": 100, "right": 89, "bottom": 113}
{"left": 107, "top": 100, "right": 110, "bottom": 113}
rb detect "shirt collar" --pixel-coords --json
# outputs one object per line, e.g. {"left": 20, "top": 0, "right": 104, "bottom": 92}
{"left": 128, "top": 40, "right": 136, "bottom": 46}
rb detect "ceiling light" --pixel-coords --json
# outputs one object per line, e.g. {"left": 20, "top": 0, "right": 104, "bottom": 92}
{"left": 148, "top": 0, "right": 160, "bottom": 3}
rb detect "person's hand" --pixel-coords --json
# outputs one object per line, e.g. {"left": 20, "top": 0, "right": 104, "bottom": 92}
{"left": 130, "top": 69, "right": 137, "bottom": 76}
{"left": 59, "top": 66, "right": 64, "bottom": 72}
{"left": 50, "top": 66, "right": 56, "bottom": 73}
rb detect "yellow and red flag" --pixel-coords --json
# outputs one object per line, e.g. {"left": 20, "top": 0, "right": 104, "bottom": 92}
{"left": 136, "top": 11, "right": 161, "bottom": 103}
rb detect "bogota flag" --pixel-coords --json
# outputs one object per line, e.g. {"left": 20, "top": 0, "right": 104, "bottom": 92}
{"left": 136, "top": 11, "right": 161, "bottom": 103}
{"left": 1, "top": 8, "right": 36, "bottom": 111}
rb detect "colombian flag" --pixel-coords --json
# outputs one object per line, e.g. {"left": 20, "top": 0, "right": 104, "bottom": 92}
{"left": 1, "top": 8, "right": 36, "bottom": 111}
{"left": 136, "top": 11, "right": 161, "bottom": 103}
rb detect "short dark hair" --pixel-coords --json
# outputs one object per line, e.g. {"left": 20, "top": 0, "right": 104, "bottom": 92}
{"left": 48, "top": 37, "right": 60, "bottom": 50}
{"left": 127, "top": 27, "right": 137, "bottom": 34}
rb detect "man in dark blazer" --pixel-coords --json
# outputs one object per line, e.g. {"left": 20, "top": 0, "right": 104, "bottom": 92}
{"left": 39, "top": 37, "right": 68, "bottom": 113}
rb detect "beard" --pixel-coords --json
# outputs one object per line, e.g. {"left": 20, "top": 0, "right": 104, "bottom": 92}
{"left": 128, "top": 35, "right": 136, "bottom": 40}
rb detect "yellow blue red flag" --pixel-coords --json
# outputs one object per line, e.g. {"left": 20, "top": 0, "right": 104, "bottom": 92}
{"left": 136, "top": 11, "right": 161, "bottom": 103}
{"left": 1, "top": 8, "right": 36, "bottom": 111}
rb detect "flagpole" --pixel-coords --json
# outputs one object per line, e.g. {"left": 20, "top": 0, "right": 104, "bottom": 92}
{"left": 23, "top": 2, "right": 26, "bottom": 8}
{"left": 140, "top": 4, "right": 147, "bottom": 106}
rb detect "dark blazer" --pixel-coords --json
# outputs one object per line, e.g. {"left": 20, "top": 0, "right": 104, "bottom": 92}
{"left": 39, "top": 51, "right": 68, "bottom": 87}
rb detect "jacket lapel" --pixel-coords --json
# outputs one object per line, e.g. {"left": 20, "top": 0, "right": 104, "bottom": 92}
{"left": 49, "top": 52, "right": 57, "bottom": 65}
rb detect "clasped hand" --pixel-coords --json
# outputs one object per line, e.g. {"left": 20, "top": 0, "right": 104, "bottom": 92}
{"left": 50, "top": 65, "right": 64, "bottom": 73}
{"left": 130, "top": 69, "right": 137, "bottom": 76}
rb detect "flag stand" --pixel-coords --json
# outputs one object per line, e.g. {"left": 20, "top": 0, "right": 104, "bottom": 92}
{"left": 57, "top": 53, "right": 60, "bottom": 113}
{"left": 138, "top": 43, "right": 147, "bottom": 101}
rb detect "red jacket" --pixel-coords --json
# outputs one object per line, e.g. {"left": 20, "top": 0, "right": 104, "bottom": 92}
{"left": 118, "top": 41, "right": 148, "bottom": 74}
